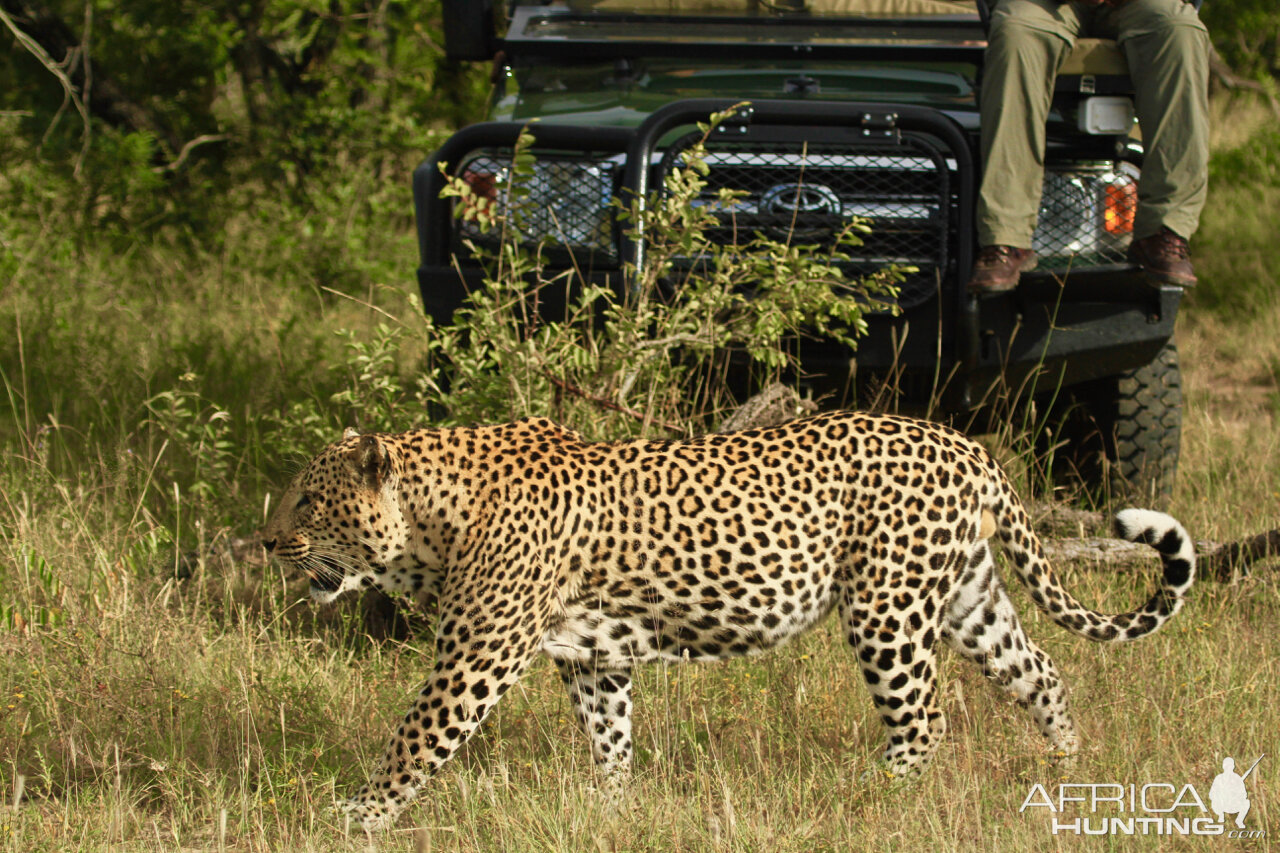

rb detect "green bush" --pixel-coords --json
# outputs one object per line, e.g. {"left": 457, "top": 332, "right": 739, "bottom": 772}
{"left": 0, "top": 0, "right": 486, "bottom": 238}
{"left": 1201, "top": 1, "right": 1280, "bottom": 80}
{"left": 1191, "top": 122, "right": 1280, "bottom": 316}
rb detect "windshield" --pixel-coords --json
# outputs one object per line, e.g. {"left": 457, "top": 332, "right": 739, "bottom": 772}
{"left": 511, "top": 0, "right": 979, "bottom": 18}
{"left": 504, "top": 1, "right": 983, "bottom": 57}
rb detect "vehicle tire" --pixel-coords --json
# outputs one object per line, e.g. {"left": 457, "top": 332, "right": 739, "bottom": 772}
{"left": 1049, "top": 341, "right": 1182, "bottom": 507}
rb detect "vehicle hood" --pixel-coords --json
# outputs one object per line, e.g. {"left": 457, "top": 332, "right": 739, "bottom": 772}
{"left": 492, "top": 61, "right": 978, "bottom": 127}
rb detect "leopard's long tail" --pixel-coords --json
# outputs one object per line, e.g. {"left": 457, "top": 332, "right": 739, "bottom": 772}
{"left": 997, "top": 505, "right": 1196, "bottom": 643}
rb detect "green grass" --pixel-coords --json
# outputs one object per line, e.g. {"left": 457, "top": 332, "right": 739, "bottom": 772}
{"left": 1, "top": 100, "right": 1279, "bottom": 851}
{"left": 1192, "top": 98, "right": 1280, "bottom": 318}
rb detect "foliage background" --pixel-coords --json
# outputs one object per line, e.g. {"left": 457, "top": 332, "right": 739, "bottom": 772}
{"left": 0, "top": 0, "right": 486, "bottom": 230}
{"left": 1200, "top": 0, "right": 1280, "bottom": 81}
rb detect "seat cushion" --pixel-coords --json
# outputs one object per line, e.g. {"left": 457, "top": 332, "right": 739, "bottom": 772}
{"left": 1060, "top": 37, "right": 1130, "bottom": 76}
{"left": 570, "top": 0, "right": 977, "bottom": 15}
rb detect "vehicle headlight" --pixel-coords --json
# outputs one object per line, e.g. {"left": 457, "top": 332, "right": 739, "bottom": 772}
{"left": 454, "top": 155, "right": 618, "bottom": 260}
{"left": 1032, "top": 162, "right": 1138, "bottom": 268}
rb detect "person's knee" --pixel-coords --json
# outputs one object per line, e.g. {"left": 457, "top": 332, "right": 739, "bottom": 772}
{"left": 1120, "top": 2, "right": 1209, "bottom": 50}
{"left": 987, "top": 18, "right": 1069, "bottom": 78}
{"left": 989, "top": 18, "right": 1064, "bottom": 53}
{"left": 1163, "top": 20, "right": 1210, "bottom": 56}
{"left": 1124, "top": 18, "right": 1208, "bottom": 73}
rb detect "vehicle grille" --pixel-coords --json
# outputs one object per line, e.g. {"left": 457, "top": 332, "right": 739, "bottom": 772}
{"left": 658, "top": 133, "right": 954, "bottom": 310}
{"left": 445, "top": 143, "right": 1134, "bottom": 299}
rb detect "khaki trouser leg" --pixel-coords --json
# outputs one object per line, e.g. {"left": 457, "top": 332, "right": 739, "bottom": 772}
{"left": 1103, "top": 0, "right": 1210, "bottom": 240}
{"left": 976, "top": 0, "right": 1078, "bottom": 248}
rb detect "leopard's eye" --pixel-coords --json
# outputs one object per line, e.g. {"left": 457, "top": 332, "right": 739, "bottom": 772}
{"left": 296, "top": 492, "right": 314, "bottom": 511}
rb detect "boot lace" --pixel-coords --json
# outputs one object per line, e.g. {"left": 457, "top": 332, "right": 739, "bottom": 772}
{"left": 1156, "top": 229, "right": 1190, "bottom": 260}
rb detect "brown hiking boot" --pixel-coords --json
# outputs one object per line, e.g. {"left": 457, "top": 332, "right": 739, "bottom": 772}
{"left": 1128, "top": 227, "right": 1197, "bottom": 288}
{"left": 967, "top": 245, "right": 1037, "bottom": 294}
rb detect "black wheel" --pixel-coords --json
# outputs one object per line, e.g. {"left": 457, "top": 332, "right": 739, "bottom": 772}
{"left": 1049, "top": 341, "right": 1183, "bottom": 507}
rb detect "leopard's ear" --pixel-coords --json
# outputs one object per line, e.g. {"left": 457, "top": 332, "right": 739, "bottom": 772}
{"left": 348, "top": 434, "right": 392, "bottom": 488}
{"left": 343, "top": 427, "right": 360, "bottom": 440}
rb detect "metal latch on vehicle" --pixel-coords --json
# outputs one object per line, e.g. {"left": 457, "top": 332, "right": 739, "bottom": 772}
{"left": 859, "top": 111, "right": 900, "bottom": 141}
{"left": 712, "top": 105, "right": 755, "bottom": 135}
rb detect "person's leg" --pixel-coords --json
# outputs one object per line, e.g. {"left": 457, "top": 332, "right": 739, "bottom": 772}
{"left": 1100, "top": 0, "right": 1208, "bottom": 286}
{"left": 1102, "top": 0, "right": 1209, "bottom": 242}
{"left": 972, "top": 0, "right": 1082, "bottom": 291}
{"left": 977, "top": 0, "right": 1082, "bottom": 248}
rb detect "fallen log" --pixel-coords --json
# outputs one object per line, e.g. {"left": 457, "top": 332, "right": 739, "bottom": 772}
{"left": 1196, "top": 529, "right": 1280, "bottom": 582}
{"left": 716, "top": 382, "right": 817, "bottom": 433}
{"left": 1028, "top": 502, "right": 1279, "bottom": 582}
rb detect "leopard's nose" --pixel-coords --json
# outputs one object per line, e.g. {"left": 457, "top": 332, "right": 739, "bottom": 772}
{"left": 262, "top": 537, "right": 277, "bottom": 553}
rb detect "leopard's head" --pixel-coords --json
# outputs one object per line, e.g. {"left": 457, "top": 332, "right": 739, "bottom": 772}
{"left": 262, "top": 429, "right": 410, "bottom": 603}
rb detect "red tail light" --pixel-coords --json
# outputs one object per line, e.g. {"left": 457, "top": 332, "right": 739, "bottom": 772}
{"left": 1104, "top": 182, "right": 1136, "bottom": 235}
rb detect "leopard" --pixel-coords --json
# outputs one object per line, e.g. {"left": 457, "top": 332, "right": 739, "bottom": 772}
{"left": 261, "top": 411, "right": 1196, "bottom": 831}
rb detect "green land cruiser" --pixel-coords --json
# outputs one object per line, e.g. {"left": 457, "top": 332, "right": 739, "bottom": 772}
{"left": 414, "top": 0, "right": 1186, "bottom": 501}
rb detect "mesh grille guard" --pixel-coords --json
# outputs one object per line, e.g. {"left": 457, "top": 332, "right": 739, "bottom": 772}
{"left": 620, "top": 100, "right": 974, "bottom": 292}
{"left": 657, "top": 130, "right": 953, "bottom": 310}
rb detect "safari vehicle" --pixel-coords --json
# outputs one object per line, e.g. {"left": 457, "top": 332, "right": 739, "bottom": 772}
{"left": 413, "top": 0, "right": 1187, "bottom": 502}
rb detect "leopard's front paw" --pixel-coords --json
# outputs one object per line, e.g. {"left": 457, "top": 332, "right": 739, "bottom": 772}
{"left": 336, "top": 780, "right": 418, "bottom": 833}
{"left": 1048, "top": 746, "right": 1080, "bottom": 769}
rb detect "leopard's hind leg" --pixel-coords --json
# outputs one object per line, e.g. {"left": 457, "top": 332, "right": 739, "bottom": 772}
{"left": 942, "top": 540, "right": 1080, "bottom": 758}
{"left": 555, "top": 660, "right": 634, "bottom": 793}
